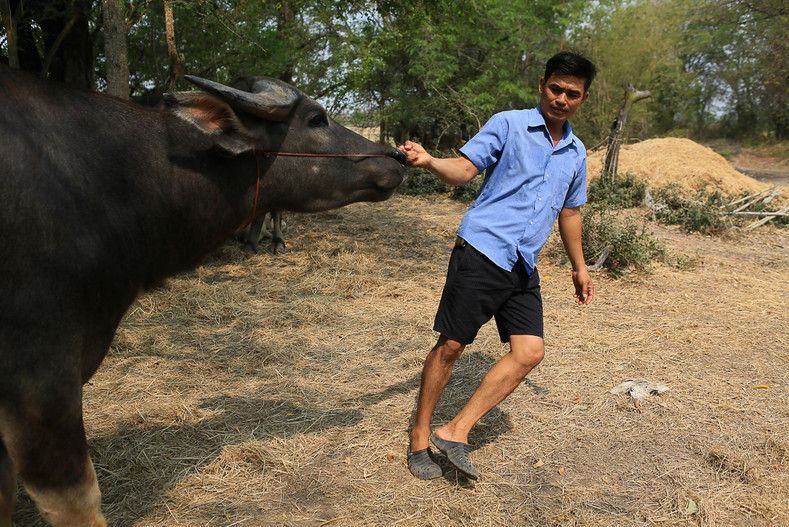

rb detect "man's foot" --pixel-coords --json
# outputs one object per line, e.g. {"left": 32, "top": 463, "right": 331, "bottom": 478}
{"left": 430, "top": 433, "right": 479, "bottom": 480}
{"left": 407, "top": 447, "right": 443, "bottom": 480}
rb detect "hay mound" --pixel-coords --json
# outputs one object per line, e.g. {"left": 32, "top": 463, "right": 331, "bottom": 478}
{"left": 587, "top": 137, "right": 770, "bottom": 194}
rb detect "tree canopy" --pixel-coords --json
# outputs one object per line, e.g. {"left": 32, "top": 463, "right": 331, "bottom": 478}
{"left": 2, "top": 0, "right": 786, "bottom": 143}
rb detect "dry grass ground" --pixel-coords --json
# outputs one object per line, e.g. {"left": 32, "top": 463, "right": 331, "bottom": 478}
{"left": 14, "top": 195, "right": 789, "bottom": 527}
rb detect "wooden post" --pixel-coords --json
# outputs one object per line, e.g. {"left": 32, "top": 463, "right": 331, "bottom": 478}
{"left": 602, "top": 84, "right": 651, "bottom": 185}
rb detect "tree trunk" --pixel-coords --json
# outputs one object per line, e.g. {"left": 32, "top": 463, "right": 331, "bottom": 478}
{"left": 101, "top": 0, "right": 130, "bottom": 99}
{"left": 602, "top": 84, "right": 651, "bottom": 184}
{"left": 10, "top": 0, "right": 43, "bottom": 73}
{"left": 163, "top": 0, "right": 181, "bottom": 92}
{"left": 276, "top": 1, "right": 296, "bottom": 84}
{"left": 36, "top": 0, "right": 93, "bottom": 89}
{"left": 379, "top": 117, "right": 387, "bottom": 145}
{"left": 1, "top": 0, "right": 19, "bottom": 68}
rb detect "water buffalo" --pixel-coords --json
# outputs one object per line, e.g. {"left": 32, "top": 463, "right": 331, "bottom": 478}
{"left": 0, "top": 65, "right": 405, "bottom": 526}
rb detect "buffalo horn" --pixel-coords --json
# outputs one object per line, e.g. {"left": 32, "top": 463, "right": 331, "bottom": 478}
{"left": 184, "top": 75, "right": 298, "bottom": 121}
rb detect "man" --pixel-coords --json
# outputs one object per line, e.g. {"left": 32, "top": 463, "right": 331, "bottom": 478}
{"left": 399, "top": 51, "right": 597, "bottom": 480}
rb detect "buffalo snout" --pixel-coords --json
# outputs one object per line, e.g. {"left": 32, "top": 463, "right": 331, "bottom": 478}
{"left": 387, "top": 147, "right": 407, "bottom": 165}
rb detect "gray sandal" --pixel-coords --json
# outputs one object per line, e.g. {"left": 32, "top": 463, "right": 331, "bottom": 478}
{"left": 430, "top": 433, "right": 480, "bottom": 480}
{"left": 407, "top": 447, "right": 442, "bottom": 480}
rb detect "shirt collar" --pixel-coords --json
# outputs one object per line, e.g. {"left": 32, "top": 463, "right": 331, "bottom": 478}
{"left": 529, "top": 106, "right": 578, "bottom": 150}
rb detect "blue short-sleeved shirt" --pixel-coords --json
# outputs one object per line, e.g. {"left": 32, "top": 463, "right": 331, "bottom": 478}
{"left": 458, "top": 107, "right": 587, "bottom": 273}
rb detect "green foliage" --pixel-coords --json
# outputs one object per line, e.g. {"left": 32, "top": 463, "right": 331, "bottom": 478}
{"left": 397, "top": 169, "right": 482, "bottom": 201}
{"left": 579, "top": 204, "right": 666, "bottom": 278}
{"left": 646, "top": 183, "right": 788, "bottom": 233}
{"left": 2, "top": 0, "right": 785, "bottom": 143}
{"left": 569, "top": 0, "right": 697, "bottom": 141}
{"left": 649, "top": 184, "right": 732, "bottom": 234}
{"left": 126, "top": 1, "right": 352, "bottom": 95}
{"left": 588, "top": 172, "right": 647, "bottom": 209}
{"left": 345, "top": 0, "right": 573, "bottom": 140}
{"left": 397, "top": 168, "right": 451, "bottom": 197}
{"left": 451, "top": 176, "right": 484, "bottom": 202}
{"left": 681, "top": 0, "right": 789, "bottom": 140}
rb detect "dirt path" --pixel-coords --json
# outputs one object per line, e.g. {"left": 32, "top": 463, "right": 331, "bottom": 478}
{"left": 733, "top": 166, "right": 789, "bottom": 188}
{"left": 720, "top": 145, "right": 789, "bottom": 188}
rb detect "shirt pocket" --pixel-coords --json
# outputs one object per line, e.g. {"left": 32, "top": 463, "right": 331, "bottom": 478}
{"left": 550, "top": 167, "right": 575, "bottom": 211}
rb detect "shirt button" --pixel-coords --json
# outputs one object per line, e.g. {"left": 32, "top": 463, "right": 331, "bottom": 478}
{"left": 539, "top": 198, "right": 542, "bottom": 201}
{"left": 530, "top": 221, "right": 534, "bottom": 225}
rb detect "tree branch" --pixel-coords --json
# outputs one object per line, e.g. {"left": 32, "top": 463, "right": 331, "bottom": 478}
{"left": 40, "top": 12, "right": 79, "bottom": 79}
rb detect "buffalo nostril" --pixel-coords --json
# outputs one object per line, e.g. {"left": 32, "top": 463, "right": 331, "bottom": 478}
{"left": 388, "top": 148, "right": 407, "bottom": 164}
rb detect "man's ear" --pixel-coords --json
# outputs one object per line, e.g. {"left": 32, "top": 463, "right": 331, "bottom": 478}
{"left": 164, "top": 92, "right": 255, "bottom": 156}
{"left": 538, "top": 77, "right": 546, "bottom": 94}
{"left": 581, "top": 91, "right": 590, "bottom": 103}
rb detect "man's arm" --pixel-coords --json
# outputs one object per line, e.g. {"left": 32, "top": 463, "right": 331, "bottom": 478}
{"left": 558, "top": 206, "right": 594, "bottom": 305}
{"left": 398, "top": 140, "right": 479, "bottom": 186}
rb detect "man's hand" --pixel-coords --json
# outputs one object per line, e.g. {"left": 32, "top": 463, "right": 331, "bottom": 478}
{"left": 572, "top": 267, "right": 594, "bottom": 305}
{"left": 558, "top": 206, "right": 594, "bottom": 306}
{"left": 398, "top": 140, "right": 479, "bottom": 186}
{"left": 398, "top": 140, "right": 433, "bottom": 169}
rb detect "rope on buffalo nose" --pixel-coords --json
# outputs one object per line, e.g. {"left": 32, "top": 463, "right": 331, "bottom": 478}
{"left": 255, "top": 151, "right": 390, "bottom": 159}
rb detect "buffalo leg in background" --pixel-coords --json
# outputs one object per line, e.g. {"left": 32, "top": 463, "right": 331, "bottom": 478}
{"left": 269, "top": 211, "right": 285, "bottom": 254}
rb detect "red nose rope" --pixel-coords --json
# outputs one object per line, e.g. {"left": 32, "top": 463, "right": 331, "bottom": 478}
{"left": 244, "top": 150, "right": 392, "bottom": 228}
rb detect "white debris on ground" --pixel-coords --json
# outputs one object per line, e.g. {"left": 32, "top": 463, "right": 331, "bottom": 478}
{"left": 610, "top": 379, "right": 671, "bottom": 400}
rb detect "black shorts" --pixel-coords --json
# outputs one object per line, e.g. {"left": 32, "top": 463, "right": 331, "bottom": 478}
{"left": 433, "top": 241, "right": 543, "bottom": 345}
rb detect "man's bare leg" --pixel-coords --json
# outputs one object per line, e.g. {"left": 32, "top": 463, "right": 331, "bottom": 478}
{"left": 434, "top": 335, "right": 544, "bottom": 444}
{"left": 410, "top": 335, "right": 465, "bottom": 452}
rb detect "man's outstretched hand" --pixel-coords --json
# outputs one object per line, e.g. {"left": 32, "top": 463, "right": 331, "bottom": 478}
{"left": 398, "top": 140, "right": 432, "bottom": 169}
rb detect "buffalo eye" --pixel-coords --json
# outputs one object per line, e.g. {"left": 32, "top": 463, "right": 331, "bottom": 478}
{"left": 308, "top": 113, "right": 329, "bottom": 128}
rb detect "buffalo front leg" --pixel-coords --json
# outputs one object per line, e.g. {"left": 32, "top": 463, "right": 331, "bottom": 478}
{"left": 24, "top": 458, "right": 105, "bottom": 527}
{"left": 0, "top": 443, "right": 15, "bottom": 527}
{"left": 1, "top": 386, "right": 106, "bottom": 527}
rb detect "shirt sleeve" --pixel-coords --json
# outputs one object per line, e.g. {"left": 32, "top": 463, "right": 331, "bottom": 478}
{"left": 459, "top": 113, "right": 508, "bottom": 173}
{"left": 563, "top": 151, "right": 588, "bottom": 208}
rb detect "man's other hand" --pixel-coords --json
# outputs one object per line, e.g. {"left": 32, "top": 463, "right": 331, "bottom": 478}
{"left": 572, "top": 268, "right": 594, "bottom": 305}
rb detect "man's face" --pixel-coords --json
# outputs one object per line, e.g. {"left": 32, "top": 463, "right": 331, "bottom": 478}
{"left": 538, "top": 74, "right": 589, "bottom": 127}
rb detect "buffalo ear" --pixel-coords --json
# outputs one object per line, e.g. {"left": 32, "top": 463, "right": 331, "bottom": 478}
{"left": 164, "top": 92, "right": 255, "bottom": 155}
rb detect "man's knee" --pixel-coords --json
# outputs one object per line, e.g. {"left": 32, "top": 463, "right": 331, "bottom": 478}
{"left": 433, "top": 335, "right": 465, "bottom": 364}
{"left": 509, "top": 335, "right": 545, "bottom": 369}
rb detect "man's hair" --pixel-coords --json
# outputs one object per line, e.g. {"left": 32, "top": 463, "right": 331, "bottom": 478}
{"left": 544, "top": 52, "right": 597, "bottom": 92}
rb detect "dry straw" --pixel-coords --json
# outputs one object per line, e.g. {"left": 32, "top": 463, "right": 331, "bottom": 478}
{"left": 12, "top": 157, "right": 789, "bottom": 526}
